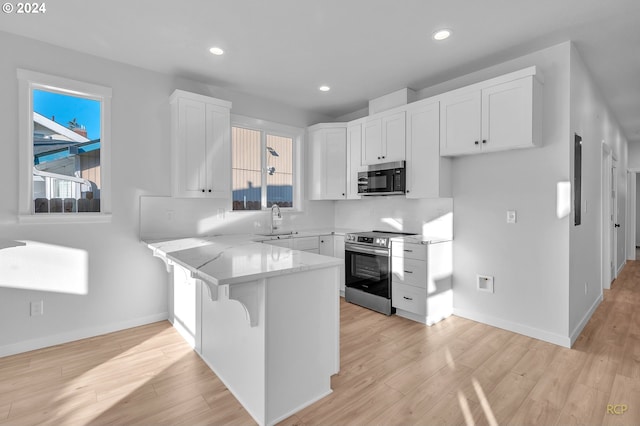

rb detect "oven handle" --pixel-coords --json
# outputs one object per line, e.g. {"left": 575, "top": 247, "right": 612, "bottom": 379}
{"left": 345, "top": 243, "right": 390, "bottom": 257}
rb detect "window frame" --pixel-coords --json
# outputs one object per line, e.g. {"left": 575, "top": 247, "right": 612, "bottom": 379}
{"left": 231, "top": 114, "right": 303, "bottom": 212}
{"left": 17, "top": 69, "right": 112, "bottom": 223}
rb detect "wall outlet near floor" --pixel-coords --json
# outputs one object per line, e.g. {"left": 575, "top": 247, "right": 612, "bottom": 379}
{"left": 477, "top": 275, "right": 494, "bottom": 293}
{"left": 30, "top": 300, "right": 44, "bottom": 317}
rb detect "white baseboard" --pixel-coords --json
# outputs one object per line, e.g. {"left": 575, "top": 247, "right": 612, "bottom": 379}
{"left": 569, "top": 293, "right": 603, "bottom": 346}
{"left": 617, "top": 260, "right": 626, "bottom": 277}
{"left": 452, "top": 307, "right": 571, "bottom": 348}
{"left": 0, "top": 312, "right": 169, "bottom": 358}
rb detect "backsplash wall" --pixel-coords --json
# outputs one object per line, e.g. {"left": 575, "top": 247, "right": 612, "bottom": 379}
{"left": 332, "top": 197, "right": 453, "bottom": 238}
{"left": 140, "top": 196, "right": 335, "bottom": 240}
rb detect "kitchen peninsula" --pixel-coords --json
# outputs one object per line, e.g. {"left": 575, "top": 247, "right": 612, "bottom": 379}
{"left": 145, "top": 235, "right": 341, "bottom": 426}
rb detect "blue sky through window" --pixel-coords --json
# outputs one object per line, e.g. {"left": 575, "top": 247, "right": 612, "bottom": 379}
{"left": 33, "top": 89, "right": 101, "bottom": 140}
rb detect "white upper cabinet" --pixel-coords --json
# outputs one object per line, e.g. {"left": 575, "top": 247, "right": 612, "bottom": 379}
{"left": 405, "top": 100, "right": 451, "bottom": 198}
{"left": 308, "top": 124, "right": 347, "bottom": 200}
{"left": 170, "top": 90, "right": 232, "bottom": 198}
{"left": 440, "top": 67, "right": 542, "bottom": 156}
{"left": 362, "top": 110, "right": 406, "bottom": 165}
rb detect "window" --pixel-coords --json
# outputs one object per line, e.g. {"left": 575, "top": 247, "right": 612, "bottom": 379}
{"left": 231, "top": 115, "right": 301, "bottom": 211}
{"left": 17, "top": 69, "right": 112, "bottom": 222}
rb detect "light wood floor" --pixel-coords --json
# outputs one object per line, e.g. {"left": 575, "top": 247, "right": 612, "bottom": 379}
{"left": 2, "top": 263, "right": 640, "bottom": 426}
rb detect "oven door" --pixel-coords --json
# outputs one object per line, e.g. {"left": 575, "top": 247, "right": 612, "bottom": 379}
{"left": 345, "top": 243, "right": 391, "bottom": 298}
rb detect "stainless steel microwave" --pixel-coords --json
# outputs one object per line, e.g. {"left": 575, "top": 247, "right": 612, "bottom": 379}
{"left": 357, "top": 161, "right": 406, "bottom": 196}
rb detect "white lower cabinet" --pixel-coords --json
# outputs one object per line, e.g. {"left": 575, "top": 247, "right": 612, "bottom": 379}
{"left": 319, "top": 234, "right": 345, "bottom": 295}
{"left": 391, "top": 240, "right": 452, "bottom": 325}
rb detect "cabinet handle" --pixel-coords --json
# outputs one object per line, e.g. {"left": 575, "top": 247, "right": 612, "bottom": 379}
{"left": 342, "top": 193, "right": 345, "bottom": 196}
{"left": 201, "top": 189, "right": 205, "bottom": 193}
{"left": 382, "top": 156, "right": 385, "bottom": 159}
{"left": 482, "top": 139, "right": 487, "bottom": 144}
{"left": 377, "top": 156, "right": 381, "bottom": 159}
{"left": 404, "top": 249, "right": 413, "bottom": 253}
{"left": 406, "top": 190, "right": 410, "bottom": 193}
{"left": 474, "top": 141, "right": 479, "bottom": 145}
{"left": 404, "top": 270, "right": 413, "bottom": 274}
{"left": 208, "top": 189, "right": 212, "bottom": 192}
{"left": 403, "top": 296, "right": 413, "bottom": 301}
{"left": 320, "top": 240, "right": 324, "bottom": 243}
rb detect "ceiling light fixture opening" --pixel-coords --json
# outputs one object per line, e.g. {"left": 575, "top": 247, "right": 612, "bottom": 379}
{"left": 209, "top": 47, "right": 224, "bottom": 55}
{"left": 319, "top": 85, "right": 331, "bottom": 92}
{"left": 433, "top": 29, "right": 452, "bottom": 41}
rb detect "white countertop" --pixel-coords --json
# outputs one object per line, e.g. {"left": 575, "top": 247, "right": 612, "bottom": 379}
{"left": 145, "top": 234, "right": 342, "bottom": 286}
{"left": 390, "top": 235, "right": 452, "bottom": 245}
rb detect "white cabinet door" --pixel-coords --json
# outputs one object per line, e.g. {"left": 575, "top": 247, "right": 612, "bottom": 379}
{"left": 439, "top": 90, "right": 482, "bottom": 156}
{"left": 307, "top": 125, "right": 347, "bottom": 200}
{"left": 324, "top": 128, "right": 347, "bottom": 199}
{"left": 204, "top": 103, "right": 231, "bottom": 196}
{"left": 405, "top": 101, "right": 451, "bottom": 198}
{"left": 362, "top": 111, "right": 406, "bottom": 165}
{"left": 481, "top": 76, "right": 537, "bottom": 152}
{"left": 177, "top": 98, "right": 207, "bottom": 196}
{"left": 382, "top": 111, "right": 406, "bottom": 162}
{"left": 319, "top": 235, "right": 334, "bottom": 256}
{"left": 171, "top": 90, "right": 232, "bottom": 198}
{"left": 362, "top": 119, "right": 382, "bottom": 165}
{"left": 346, "top": 123, "right": 363, "bottom": 199}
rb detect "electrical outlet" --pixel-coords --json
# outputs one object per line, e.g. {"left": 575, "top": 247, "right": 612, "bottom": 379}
{"left": 506, "top": 210, "right": 517, "bottom": 224}
{"left": 30, "top": 300, "right": 44, "bottom": 317}
{"left": 477, "top": 275, "right": 494, "bottom": 293}
{"left": 166, "top": 210, "right": 175, "bottom": 222}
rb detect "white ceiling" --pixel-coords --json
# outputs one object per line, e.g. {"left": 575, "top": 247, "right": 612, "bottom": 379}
{"left": 1, "top": 0, "right": 639, "bottom": 142}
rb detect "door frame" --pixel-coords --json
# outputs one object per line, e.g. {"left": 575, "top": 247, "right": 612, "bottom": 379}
{"left": 627, "top": 168, "right": 640, "bottom": 261}
{"left": 602, "top": 144, "right": 615, "bottom": 290}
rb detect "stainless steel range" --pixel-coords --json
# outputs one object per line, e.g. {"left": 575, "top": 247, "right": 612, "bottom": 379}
{"left": 344, "top": 230, "right": 415, "bottom": 315}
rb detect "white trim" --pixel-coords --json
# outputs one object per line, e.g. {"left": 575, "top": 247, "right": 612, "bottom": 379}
{"left": 17, "top": 68, "right": 112, "bottom": 218}
{"left": 231, "top": 114, "right": 304, "bottom": 212}
{"left": 452, "top": 307, "right": 571, "bottom": 348}
{"left": 569, "top": 293, "right": 603, "bottom": 346}
{"left": 0, "top": 313, "right": 169, "bottom": 358}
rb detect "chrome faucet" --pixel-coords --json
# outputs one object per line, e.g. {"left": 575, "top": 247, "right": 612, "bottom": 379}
{"left": 270, "top": 204, "right": 282, "bottom": 234}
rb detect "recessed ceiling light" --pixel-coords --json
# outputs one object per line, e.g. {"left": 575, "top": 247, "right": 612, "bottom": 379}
{"left": 319, "top": 85, "right": 331, "bottom": 92}
{"left": 433, "top": 29, "right": 452, "bottom": 41}
{"left": 209, "top": 47, "right": 224, "bottom": 55}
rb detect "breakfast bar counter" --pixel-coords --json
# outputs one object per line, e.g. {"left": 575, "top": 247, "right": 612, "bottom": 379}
{"left": 144, "top": 235, "right": 341, "bottom": 426}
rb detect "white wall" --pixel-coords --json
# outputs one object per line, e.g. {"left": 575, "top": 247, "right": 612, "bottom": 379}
{"left": 567, "top": 44, "right": 628, "bottom": 343}
{"left": 333, "top": 197, "right": 453, "bottom": 238}
{"left": 0, "top": 30, "right": 332, "bottom": 356}
{"left": 425, "top": 43, "right": 573, "bottom": 346}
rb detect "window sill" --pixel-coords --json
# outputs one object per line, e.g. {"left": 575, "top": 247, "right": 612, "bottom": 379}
{"left": 18, "top": 213, "right": 113, "bottom": 225}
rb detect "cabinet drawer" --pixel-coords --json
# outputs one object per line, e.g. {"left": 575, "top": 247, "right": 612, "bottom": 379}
{"left": 392, "top": 283, "right": 426, "bottom": 316}
{"left": 292, "top": 236, "right": 319, "bottom": 251}
{"left": 391, "top": 241, "right": 427, "bottom": 260}
{"left": 391, "top": 257, "right": 427, "bottom": 289}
